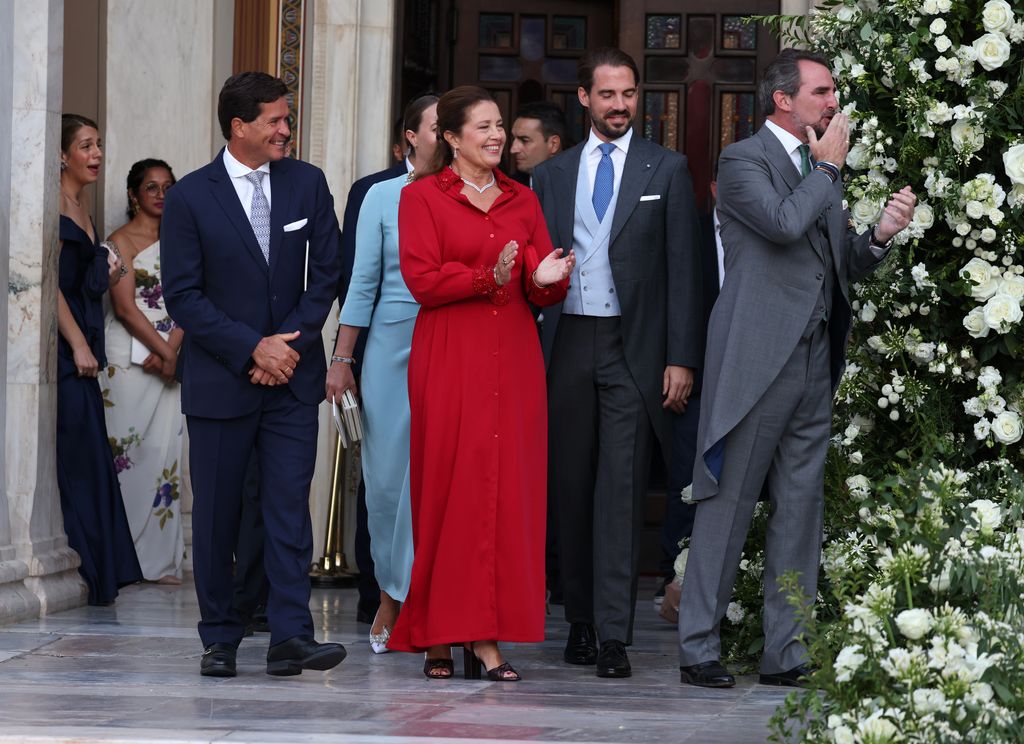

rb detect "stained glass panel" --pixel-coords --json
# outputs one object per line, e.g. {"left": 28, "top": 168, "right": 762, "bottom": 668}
{"left": 552, "top": 16, "right": 586, "bottom": 51}
{"left": 521, "top": 17, "right": 545, "bottom": 61}
{"left": 541, "top": 58, "right": 577, "bottom": 85}
{"left": 722, "top": 15, "right": 757, "bottom": 50}
{"left": 644, "top": 91, "right": 680, "bottom": 150}
{"left": 688, "top": 16, "right": 715, "bottom": 60}
{"left": 710, "top": 58, "right": 756, "bottom": 83}
{"left": 645, "top": 56, "right": 689, "bottom": 84}
{"left": 645, "top": 14, "right": 681, "bottom": 50}
{"left": 479, "top": 13, "right": 513, "bottom": 49}
{"left": 720, "top": 92, "right": 756, "bottom": 149}
{"left": 479, "top": 56, "right": 522, "bottom": 82}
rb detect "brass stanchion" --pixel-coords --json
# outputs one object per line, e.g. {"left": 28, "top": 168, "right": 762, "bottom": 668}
{"left": 310, "top": 431, "right": 359, "bottom": 588}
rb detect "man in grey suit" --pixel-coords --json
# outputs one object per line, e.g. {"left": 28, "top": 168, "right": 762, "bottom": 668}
{"left": 533, "top": 47, "right": 703, "bottom": 679}
{"left": 677, "top": 48, "right": 916, "bottom": 688}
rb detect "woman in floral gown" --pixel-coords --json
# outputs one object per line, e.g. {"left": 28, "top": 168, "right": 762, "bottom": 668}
{"left": 101, "top": 158, "right": 185, "bottom": 584}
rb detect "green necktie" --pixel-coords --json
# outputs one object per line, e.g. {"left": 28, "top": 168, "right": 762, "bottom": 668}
{"left": 798, "top": 144, "right": 812, "bottom": 177}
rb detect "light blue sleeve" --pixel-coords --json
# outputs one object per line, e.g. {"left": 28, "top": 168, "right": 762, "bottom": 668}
{"left": 339, "top": 180, "right": 386, "bottom": 327}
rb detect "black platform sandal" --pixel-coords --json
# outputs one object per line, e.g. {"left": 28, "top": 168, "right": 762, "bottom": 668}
{"left": 422, "top": 657, "right": 454, "bottom": 679}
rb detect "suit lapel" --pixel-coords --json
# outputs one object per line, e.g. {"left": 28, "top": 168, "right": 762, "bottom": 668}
{"left": 757, "top": 128, "right": 827, "bottom": 262}
{"left": 267, "top": 160, "right": 291, "bottom": 279}
{"left": 609, "top": 138, "right": 659, "bottom": 247}
{"left": 208, "top": 150, "right": 270, "bottom": 275}
{"left": 553, "top": 143, "right": 583, "bottom": 251}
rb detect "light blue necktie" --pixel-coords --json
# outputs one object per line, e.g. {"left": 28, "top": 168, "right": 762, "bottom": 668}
{"left": 592, "top": 142, "right": 616, "bottom": 222}
{"left": 245, "top": 170, "right": 271, "bottom": 263}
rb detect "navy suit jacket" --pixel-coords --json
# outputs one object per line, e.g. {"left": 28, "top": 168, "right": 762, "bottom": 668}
{"left": 161, "top": 149, "right": 341, "bottom": 419}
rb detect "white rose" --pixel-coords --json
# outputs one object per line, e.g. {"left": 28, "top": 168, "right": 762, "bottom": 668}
{"left": 966, "top": 200, "right": 986, "bottom": 220}
{"left": 978, "top": 365, "right": 1002, "bottom": 388}
{"left": 859, "top": 300, "right": 877, "bottom": 322}
{"left": 980, "top": 227, "right": 996, "bottom": 243}
{"left": 847, "top": 143, "right": 871, "bottom": 170}
{"left": 833, "top": 644, "right": 866, "bottom": 683}
{"left": 968, "top": 498, "right": 1003, "bottom": 532}
{"left": 951, "top": 119, "right": 984, "bottom": 153}
{"left": 851, "top": 198, "right": 884, "bottom": 225}
{"left": 934, "top": 34, "right": 952, "bottom": 52}
{"left": 1003, "top": 144, "right": 1024, "bottom": 187}
{"left": 975, "top": 418, "right": 992, "bottom": 440}
{"left": 672, "top": 547, "right": 689, "bottom": 582}
{"left": 725, "top": 602, "right": 745, "bottom": 623}
{"left": 921, "top": 0, "right": 939, "bottom": 12}
{"left": 991, "top": 411, "right": 1023, "bottom": 445}
{"left": 846, "top": 474, "right": 871, "bottom": 498}
{"left": 982, "top": 0, "right": 1014, "bottom": 33}
{"left": 974, "top": 32, "right": 1011, "bottom": 71}
{"left": 849, "top": 450, "right": 863, "bottom": 464}
{"left": 999, "top": 275, "right": 1024, "bottom": 302}
{"left": 895, "top": 608, "right": 933, "bottom": 640}
{"left": 912, "top": 203, "right": 934, "bottom": 230}
{"left": 963, "top": 307, "right": 990, "bottom": 338}
{"left": 929, "top": 18, "right": 946, "bottom": 34}
{"left": 961, "top": 257, "right": 999, "bottom": 300}
{"left": 964, "top": 397, "right": 986, "bottom": 417}
{"left": 983, "top": 292, "right": 1023, "bottom": 332}
{"left": 937, "top": 0, "right": 952, "bottom": 11}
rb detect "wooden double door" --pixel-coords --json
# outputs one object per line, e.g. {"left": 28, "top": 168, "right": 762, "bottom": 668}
{"left": 400, "top": 0, "right": 780, "bottom": 212}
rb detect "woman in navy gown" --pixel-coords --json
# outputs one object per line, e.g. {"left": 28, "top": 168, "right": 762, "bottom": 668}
{"left": 57, "top": 113, "right": 142, "bottom": 604}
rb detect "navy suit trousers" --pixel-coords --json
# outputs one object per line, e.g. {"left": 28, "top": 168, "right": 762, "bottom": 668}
{"left": 188, "top": 386, "right": 318, "bottom": 648}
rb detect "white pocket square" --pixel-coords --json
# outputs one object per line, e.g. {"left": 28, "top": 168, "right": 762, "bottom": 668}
{"left": 639, "top": 194, "right": 661, "bottom": 202}
{"left": 283, "top": 218, "right": 308, "bottom": 232}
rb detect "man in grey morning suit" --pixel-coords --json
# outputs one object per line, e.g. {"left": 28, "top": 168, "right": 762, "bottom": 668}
{"left": 677, "top": 49, "right": 916, "bottom": 688}
{"left": 533, "top": 47, "right": 703, "bottom": 679}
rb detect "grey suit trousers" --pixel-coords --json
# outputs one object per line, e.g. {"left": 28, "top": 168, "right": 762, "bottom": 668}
{"left": 678, "top": 321, "right": 831, "bottom": 673}
{"left": 549, "top": 315, "right": 653, "bottom": 644}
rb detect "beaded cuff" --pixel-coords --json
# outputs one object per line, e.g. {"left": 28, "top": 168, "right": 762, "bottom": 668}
{"left": 472, "top": 265, "right": 510, "bottom": 306}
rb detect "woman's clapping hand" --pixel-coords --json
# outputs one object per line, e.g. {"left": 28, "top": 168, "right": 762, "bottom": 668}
{"left": 532, "top": 248, "right": 576, "bottom": 288}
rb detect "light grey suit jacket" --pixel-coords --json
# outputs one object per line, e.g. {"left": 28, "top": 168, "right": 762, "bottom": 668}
{"left": 695, "top": 125, "right": 886, "bottom": 496}
{"left": 533, "top": 136, "right": 704, "bottom": 458}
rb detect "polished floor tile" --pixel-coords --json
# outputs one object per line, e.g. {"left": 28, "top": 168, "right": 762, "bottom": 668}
{"left": 0, "top": 579, "right": 789, "bottom": 743}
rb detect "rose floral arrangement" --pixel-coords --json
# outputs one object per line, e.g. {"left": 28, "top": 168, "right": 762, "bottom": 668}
{"left": 699, "top": 1, "right": 1024, "bottom": 740}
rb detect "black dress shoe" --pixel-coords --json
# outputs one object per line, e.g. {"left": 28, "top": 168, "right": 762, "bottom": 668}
{"left": 680, "top": 660, "right": 735, "bottom": 688}
{"left": 563, "top": 622, "right": 598, "bottom": 665}
{"left": 596, "top": 640, "right": 631, "bottom": 678}
{"left": 266, "top": 635, "right": 347, "bottom": 676}
{"left": 200, "top": 643, "right": 237, "bottom": 678}
{"left": 759, "top": 663, "right": 815, "bottom": 687}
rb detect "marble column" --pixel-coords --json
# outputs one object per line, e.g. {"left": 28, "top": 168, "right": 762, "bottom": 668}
{"left": 4, "top": 0, "right": 89, "bottom": 623}
{"left": 306, "top": 0, "right": 396, "bottom": 564}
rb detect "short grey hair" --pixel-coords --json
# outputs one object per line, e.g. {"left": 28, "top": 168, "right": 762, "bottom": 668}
{"left": 758, "top": 48, "right": 831, "bottom": 115}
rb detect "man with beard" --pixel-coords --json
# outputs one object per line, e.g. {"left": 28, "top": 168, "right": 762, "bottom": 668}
{"left": 532, "top": 47, "right": 703, "bottom": 678}
{"left": 677, "top": 49, "right": 915, "bottom": 688}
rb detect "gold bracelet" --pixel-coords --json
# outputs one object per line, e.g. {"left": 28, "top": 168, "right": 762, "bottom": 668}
{"left": 531, "top": 270, "right": 548, "bottom": 289}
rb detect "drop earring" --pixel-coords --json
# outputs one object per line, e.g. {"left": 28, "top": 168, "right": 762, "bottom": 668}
{"left": 60, "top": 161, "right": 67, "bottom": 171}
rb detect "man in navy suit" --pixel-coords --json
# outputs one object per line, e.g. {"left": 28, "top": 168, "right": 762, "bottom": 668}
{"left": 162, "top": 72, "right": 345, "bottom": 678}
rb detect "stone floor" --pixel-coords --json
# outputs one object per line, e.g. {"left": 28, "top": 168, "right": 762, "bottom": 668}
{"left": 0, "top": 578, "right": 790, "bottom": 743}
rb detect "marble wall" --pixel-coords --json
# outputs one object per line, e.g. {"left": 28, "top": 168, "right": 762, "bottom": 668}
{"left": 2, "top": 0, "right": 88, "bottom": 625}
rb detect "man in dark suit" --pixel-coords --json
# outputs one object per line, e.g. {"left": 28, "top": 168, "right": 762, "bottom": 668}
{"left": 510, "top": 101, "right": 569, "bottom": 188}
{"left": 677, "top": 49, "right": 915, "bottom": 688}
{"left": 533, "top": 47, "right": 703, "bottom": 678}
{"left": 162, "top": 72, "right": 345, "bottom": 678}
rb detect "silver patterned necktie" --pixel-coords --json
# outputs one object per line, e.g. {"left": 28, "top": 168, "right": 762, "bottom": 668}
{"left": 245, "top": 170, "right": 270, "bottom": 263}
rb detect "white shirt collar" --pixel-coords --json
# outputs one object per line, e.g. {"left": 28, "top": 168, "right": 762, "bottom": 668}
{"left": 404, "top": 157, "right": 414, "bottom": 173}
{"left": 763, "top": 119, "right": 805, "bottom": 161}
{"left": 223, "top": 145, "right": 271, "bottom": 178}
{"left": 585, "top": 125, "right": 633, "bottom": 157}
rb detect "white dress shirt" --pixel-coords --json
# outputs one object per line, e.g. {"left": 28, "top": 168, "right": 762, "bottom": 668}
{"left": 763, "top": 119, "right": 806, "bottom": 176}
{"left": 223, "top": 146, "right": 272, "bottom": 218}
{"left": 582, "top": 126, "right": 633, "bottom": 198}
{"left": 714, "top": 208, "right": 725, "bottom": 289}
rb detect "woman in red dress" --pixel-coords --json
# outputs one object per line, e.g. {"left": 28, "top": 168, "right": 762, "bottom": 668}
{"left": 388, "top": 86, "right": 574, "bottom": 681}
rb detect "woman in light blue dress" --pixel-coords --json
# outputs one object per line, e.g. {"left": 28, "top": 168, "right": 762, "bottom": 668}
{"left": 327, "top": 95, "right": 439, "bottom": 653}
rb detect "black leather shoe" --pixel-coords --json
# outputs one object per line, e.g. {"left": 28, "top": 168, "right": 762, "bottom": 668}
{"left": 563, "top": 622, "right": 598, "bottom": 665}
{"left": 266, "top": 635, "right": 347, "bottom": 676}
{"left": 680, "top": 660, "right": 735, "bottom": 688}
{"left": 200, "top": 643, "right": 237, "bottom": 678}
{"left": 759, "top": 663, "right": 816, "bottom": 688}
{"left": 595, "top": 640, "right": 631, "bottom": 678}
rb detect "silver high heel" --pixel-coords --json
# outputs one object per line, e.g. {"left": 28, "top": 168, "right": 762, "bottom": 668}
{"left": 369, "top": 625, "right": 391, "bottom": 654}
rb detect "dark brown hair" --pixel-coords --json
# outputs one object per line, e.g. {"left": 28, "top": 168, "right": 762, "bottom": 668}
{"left": 61, "top": 113, "right": 100, "bottom": 153}
{"left": 418, "top": 86, "right": 495, "bottom": 179}
{"left": 758, "top": 48, "right": 831, "bottom": 115}
{"left": 217, "top": 72, "right": 289, "bottom": 140}
{"left": 577, "top": 48, "right": 639, "bottom": 94}
{"left": 403, "top": 94, "right": 440, "bottom": 157}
